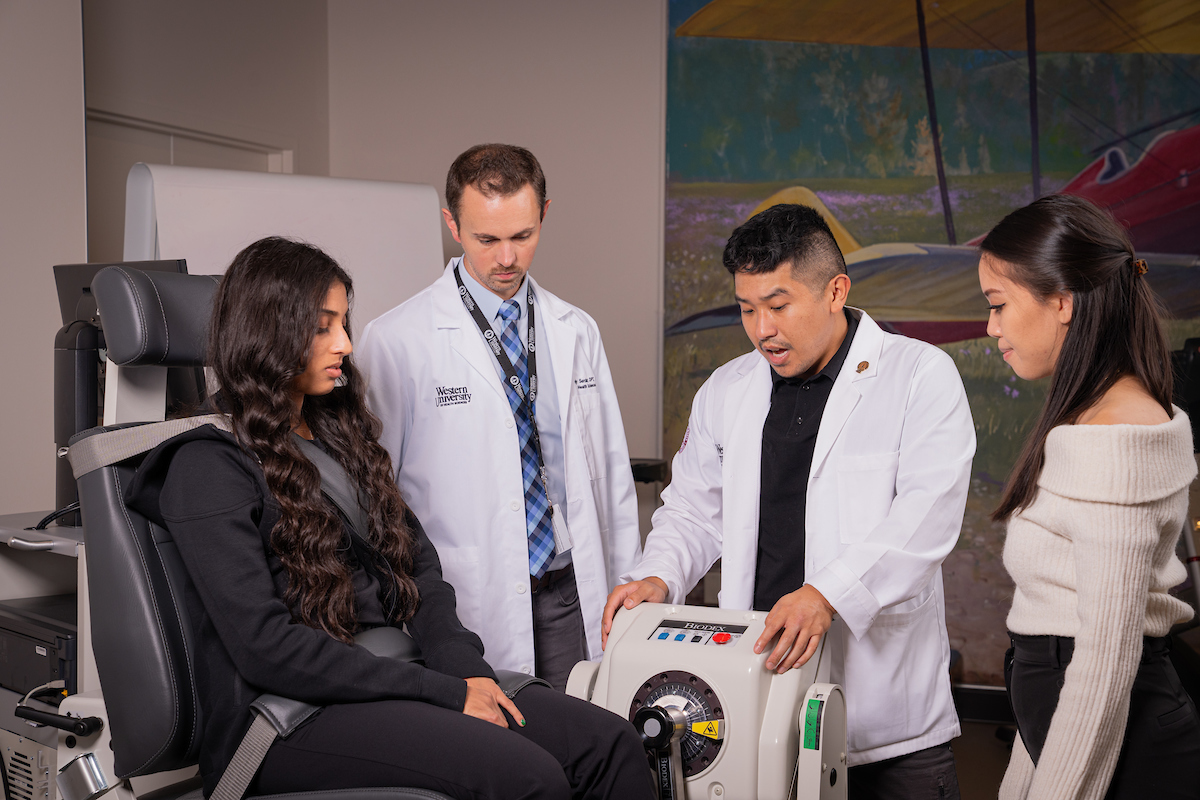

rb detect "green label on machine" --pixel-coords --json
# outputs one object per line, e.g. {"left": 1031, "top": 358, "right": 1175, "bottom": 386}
{"left": 803, "top": 698, "right": 824, "bottom": 750}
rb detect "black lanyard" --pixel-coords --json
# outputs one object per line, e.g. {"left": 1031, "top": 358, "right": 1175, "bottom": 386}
{"left": 453, "top": 265, "right": 549, "bottom": 484}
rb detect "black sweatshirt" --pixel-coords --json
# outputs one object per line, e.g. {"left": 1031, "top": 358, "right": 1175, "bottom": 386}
{"left": 125, "top": 425, "right": 496, "bottom": 795}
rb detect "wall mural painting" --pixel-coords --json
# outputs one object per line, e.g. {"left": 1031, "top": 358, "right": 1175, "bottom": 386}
{"left": 664, "top": 0, "right": 1200, "bottom": 685}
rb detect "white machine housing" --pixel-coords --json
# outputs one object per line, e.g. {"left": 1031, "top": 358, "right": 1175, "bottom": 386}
{"left": 568, "top": 603, "right": 847, "bottom": 800}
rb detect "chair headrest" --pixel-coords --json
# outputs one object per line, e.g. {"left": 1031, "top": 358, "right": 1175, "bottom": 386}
{"left": 93, "top": 267, "right": 220, "bottom": 367}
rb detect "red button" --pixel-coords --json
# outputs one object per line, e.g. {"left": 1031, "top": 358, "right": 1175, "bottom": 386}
{"left": 712, "top": 633, "right": 731, "bottom": 644}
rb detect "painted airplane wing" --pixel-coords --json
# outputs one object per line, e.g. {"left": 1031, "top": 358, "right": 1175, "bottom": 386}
{"left": 666, "top": 244, "right": 1200, "bottom": 345}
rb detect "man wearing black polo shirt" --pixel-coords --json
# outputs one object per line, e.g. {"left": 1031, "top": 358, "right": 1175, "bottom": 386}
{"left": 604, "top": 204, "right": 975, "bottom": 799}
{"left": 755, "top": 305, "right": 859, "bottom": 614}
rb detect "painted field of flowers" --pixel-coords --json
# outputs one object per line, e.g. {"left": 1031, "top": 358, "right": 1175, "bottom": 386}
{"left": 664, "top": 175, "right": 1200, "bottom": 684}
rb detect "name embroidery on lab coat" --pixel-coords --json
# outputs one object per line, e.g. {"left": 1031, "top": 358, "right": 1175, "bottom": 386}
{"left": 435, "top": 385, "right": 472, "bottom": 407}
{"left": 575, "top": 376, "right": 598, "bottom": 391}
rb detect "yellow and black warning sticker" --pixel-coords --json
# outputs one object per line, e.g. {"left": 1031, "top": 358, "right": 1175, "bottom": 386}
{"left": 691, "top": 720, "right": 724, "bottom": 740}
{"left": 802, "top": 698, "right": 824, "bottom": 750}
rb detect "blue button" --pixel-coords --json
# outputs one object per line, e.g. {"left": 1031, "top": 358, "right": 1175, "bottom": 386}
{"left": 658, "top": 632, "right": 669, "bottom": 640}
{"left": 674, "top": 634, "right": 686, "bottom": 641}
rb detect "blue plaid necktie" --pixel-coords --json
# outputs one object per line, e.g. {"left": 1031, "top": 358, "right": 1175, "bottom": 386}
{"left": 497, "top": 300, "right": 555, "bottom": 578}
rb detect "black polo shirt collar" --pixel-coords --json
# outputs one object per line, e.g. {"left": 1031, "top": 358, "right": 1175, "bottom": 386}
{"left": 769, "top": 309, "right": 860, "bottom": 389}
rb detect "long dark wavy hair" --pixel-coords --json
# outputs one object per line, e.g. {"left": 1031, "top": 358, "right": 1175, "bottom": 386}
{"left": 983, "top": 195, "right": 1173, "bottom": 521}
{"left": 208, "top": 237, "right": 420, "bottom": 641}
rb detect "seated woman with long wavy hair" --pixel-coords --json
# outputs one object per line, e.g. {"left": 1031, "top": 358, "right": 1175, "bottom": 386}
{"left": 126, "top": 237, "right": 653, "bottom": 800}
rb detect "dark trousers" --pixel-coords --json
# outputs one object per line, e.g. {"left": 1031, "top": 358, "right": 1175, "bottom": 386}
{"left": 254, "top": 684, "right": 655, "bottom": 800}
{"left": 1006, "top": 632, "right": 1200, "bottom": 799}
{"left": 847, "top": 743, "right": 960, "bottom": 800}
{"left": 531, "top": 564, "right": 588, "bottom": 692}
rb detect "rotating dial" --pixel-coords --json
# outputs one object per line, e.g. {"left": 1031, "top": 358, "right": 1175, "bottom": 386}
{"left": 629, "top": 670, "right": 725, "bottom": 777}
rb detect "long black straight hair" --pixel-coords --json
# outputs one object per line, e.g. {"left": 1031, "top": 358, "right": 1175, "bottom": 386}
{"left": 208, "top": 237, "right": 420, "bottom": 641}
{"left": 983, "top": 195, "right": 1173, "bottom": 521}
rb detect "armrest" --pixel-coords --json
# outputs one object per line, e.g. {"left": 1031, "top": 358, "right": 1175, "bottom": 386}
{"left": 249, "top": 695, "right": 321, "bottom": 739}
{"left": 494, "top": 670, "right": 551, "bottom": 699}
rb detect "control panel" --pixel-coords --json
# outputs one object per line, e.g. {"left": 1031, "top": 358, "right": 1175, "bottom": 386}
{"left": 648, "top": 619, "right": 747, "bottom": 647}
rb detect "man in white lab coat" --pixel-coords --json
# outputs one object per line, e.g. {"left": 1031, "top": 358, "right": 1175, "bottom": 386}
{"left": 605, "top": 204, "right": 974, "bottom": 799}
{"left": 359, "top": 144, "right": 641, "bottom": 690}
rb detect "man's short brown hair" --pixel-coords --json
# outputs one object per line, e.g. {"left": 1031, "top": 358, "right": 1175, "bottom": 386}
{"left": 445, "top": 144, "right": 547, "bottom": 223}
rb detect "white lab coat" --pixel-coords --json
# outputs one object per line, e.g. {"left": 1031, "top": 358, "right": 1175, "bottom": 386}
{"left": 626, "top": 309, "right": 974, "bottom": 765}
{"left": 358, "top": 263, "right": 642, "bottom": 675}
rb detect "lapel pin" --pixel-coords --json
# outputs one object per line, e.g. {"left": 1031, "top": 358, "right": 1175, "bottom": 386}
{"left": 856, "top": 361, "right": 869, "bottom": 373}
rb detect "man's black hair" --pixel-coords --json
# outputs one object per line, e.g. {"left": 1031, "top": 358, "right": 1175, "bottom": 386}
{"left": 722, "top": 204, "right": 846, "bottom": 289}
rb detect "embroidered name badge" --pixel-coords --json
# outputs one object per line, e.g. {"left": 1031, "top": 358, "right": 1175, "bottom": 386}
{"left": 575, "top": 376, "right": 598, "bottom": 391}
{"left": 435, "top": 385, "right": 471, "bottom": 407}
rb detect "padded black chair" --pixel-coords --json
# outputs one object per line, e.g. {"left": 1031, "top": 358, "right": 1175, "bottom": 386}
{"left": 65, "top": 267, "right": 458, "bottom": 800}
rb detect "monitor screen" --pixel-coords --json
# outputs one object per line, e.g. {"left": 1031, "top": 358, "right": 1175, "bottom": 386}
{"left": 52, "top": 259, "right": 187, "bottom": 327}
{"left": 52, "top": 259, "right": 204, "bottom": 521}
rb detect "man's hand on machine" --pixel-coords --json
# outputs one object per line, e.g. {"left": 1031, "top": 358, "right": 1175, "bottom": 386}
{"left": 601, "top": 577, "right": 669, "bottom": 648}
{"left": 755, "top": 585, "right": 835, "bottom": 673}
{"left": 463, "top": 677, "right": 526, "bottom": 729}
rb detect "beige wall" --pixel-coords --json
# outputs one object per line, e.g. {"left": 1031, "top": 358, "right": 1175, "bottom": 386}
{"left": 83, "top": 0, "right": 330, "bottom": 177}
{"left": 328, "top": 0, "right": 667, "bottom": 459}
{"left": 0, "top": 1, "right": 88, "bottom": 514}
{"left": 0, "top": 1, "right": 665, "bottom": 518}
{"left": 83, "top": 0, "right": 332, "bottom": 263}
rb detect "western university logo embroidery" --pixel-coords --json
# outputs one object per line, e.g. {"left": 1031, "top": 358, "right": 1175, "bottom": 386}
{"left": 435, "top": 385, "right": 471, "bottom": 407}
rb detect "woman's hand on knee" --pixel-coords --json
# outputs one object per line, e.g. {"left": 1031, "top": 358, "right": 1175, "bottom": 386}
{"left": 463, "top": 677, "right": 525, "bottom": 729}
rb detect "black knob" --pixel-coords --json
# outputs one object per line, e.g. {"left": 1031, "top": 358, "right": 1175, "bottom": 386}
{"left": 633, "top": 705, "right": 676, "bottom": 750}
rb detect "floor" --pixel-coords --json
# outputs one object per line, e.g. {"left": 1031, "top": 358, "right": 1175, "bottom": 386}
{"left": 952, "top": 723, "right": 1015, "bottom": 799}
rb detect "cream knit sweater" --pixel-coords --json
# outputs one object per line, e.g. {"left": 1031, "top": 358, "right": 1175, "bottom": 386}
{"left": 998, "top": 408, "right": 1196, "bottom": 800}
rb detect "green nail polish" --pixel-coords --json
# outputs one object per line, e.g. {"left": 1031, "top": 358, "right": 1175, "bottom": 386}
{"left": 519, "top": 719, "right": 526, "bottom": 727}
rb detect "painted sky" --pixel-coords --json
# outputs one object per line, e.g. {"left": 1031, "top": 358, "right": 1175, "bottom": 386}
{"left": 668, "top": 0, "right": 1200, "bottom": 183}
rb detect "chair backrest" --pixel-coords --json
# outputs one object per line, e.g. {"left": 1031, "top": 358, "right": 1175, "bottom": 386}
{"left": 73, "top": 269, "right": 220, "bottom": 778}
{"left": 74, "top": 428, "right": 204, "bottom": 778}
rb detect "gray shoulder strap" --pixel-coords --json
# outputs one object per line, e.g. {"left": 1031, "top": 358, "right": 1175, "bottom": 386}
{"left": 292, "top": 435, "right": 372, "bottom": 538}
{"left": 208, "top": 713, "right": 278, "bottom": 800}
{"left": 66, "top": 414, "right": 233, "bottom": 478}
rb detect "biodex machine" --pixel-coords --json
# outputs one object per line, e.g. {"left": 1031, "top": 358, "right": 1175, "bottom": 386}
{"left": 568, "top": 603, "right": 847, "bottom": 800}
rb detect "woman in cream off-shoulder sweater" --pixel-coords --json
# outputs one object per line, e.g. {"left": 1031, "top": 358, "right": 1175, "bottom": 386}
{"left": 977, "top": 194, "right": 1200, "bottom": 800}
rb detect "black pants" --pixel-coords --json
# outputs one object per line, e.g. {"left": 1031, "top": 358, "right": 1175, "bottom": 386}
{"left": 253, "top": 684, "right": 655, "bottom": 800}
{"left": 1006, "top": 632, "right": 1200, "bottom": 799}
{"left": 847, "top": 743, "right": 960, "bottom": 800}
{"left": 531, "top": 564, "right": 589, "bottom": 692}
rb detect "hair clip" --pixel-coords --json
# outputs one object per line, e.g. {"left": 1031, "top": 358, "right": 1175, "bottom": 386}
{"left": 1133, "top": 258, "right": 1148, "bottom": 276}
